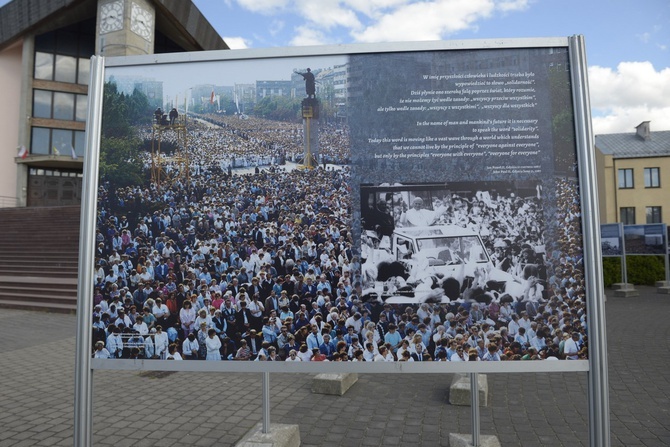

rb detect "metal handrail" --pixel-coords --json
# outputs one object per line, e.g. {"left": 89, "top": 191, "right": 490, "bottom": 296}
{"left": 0, "top": 195, "right": 18, "bottom": 208}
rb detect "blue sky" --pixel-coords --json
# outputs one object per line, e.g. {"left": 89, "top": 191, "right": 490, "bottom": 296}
{"left": 191, "top": 0, "right": 669, "bottom": 135}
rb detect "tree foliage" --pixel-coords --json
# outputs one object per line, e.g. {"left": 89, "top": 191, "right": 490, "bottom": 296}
{"left": 603, "top": 255, "right": 667, "bottom": 286}
{"left": 99, "top": 137, "right": 144, "bottom": 188}
{"left": 548, "top": 66, "right": 577, "bottom": 173}
{"left": 102, "top": 82, "right": 152, "bottom": 138}
{"left": 99, "top": 82, "right": 148, "bottom": 188}
{"left": 625, "top": 255, "right": 666, "bottom": 285}
{"left": 253, "top": 96, "right": 302, "bottom": 122}
{"left": 602, "top": 257, "right": 622, "bottom": 287}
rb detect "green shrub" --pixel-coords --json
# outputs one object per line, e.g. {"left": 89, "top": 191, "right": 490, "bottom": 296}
{"left": 601, "top": 257, "right": 621, "bottom": 287}
{"left": 602, "top": 255, "right": 666, "bottom": 286}
{"left": 625, "top": 255, "right": 666, "bottom": 285}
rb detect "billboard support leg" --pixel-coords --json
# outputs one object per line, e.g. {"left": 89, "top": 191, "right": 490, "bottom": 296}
{"left": 262, "top": 372, "right": 270, "bottom": 434}
{"left": 569, "top": 34, "right": 611, "bottom": 447}
{"left": 470, "top": 372, "right": 480, "bottom": 447}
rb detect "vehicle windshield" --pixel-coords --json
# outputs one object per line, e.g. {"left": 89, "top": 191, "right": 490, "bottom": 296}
{"left": 416, "top": 236, "right": 488, "bottom": 263}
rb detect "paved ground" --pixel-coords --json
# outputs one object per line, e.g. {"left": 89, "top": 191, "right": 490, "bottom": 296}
{"left": 0, "top": 286, "right": 668, "bottom": 447}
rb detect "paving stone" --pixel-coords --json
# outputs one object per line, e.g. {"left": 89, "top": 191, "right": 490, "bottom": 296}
{"left": 1, "top": 287, "right": 669, "bottom": 446}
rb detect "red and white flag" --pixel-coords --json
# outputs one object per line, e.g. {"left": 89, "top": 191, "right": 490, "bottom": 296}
{"left": 17, "top": 145, "right": 28, "bottom": 159}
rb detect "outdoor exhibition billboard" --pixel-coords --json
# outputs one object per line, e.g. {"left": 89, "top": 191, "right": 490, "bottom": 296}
{"left": 82, "top": 38, "right": 597, "bottom": 373}
{"left": 601, "top": 223, "right": 623, "bottom": 257}
{"left": 623, "top": 224, "right": 667, "bottom": 255}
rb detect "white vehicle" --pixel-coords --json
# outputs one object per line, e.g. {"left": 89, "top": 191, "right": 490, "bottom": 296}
{"left": 366, "top": 225, "right": 524, "bottom": 303}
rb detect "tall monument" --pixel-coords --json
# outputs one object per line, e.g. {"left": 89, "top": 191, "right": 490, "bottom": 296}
{"left": 296, "top": 68, "right": 320, "bottom": 169}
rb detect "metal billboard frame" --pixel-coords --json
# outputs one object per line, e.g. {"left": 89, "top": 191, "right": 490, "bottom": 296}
{"left": 75, "top": 36, "right": 608, "bottom": 446}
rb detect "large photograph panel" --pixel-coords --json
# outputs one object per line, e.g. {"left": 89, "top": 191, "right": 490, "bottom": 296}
{"left": 92, "top": 42, "right": 588, "bottom": 368}
{"left": 349, "top": 48, "right": 587, "bottom": 362}
{"left": 623, "top": 224, "right": 666, "bottom": 255}
{"left": 361, "top": 181, "right": 546, "bottom": 304}
{"left": 601, "top": 223, "right": 622, "bottom": 257}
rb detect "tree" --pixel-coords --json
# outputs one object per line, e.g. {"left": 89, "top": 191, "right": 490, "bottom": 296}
{"left": 102, "top": 82, "right": 130, "bottom": 138}
{"left": 99, "top": 137, "right": 144, "bottom": 189}
{"left": 253, "top": 96, "right": 302, "bottom": 121}
{"left": 99, "top": 82, "right": 147, "bottom": 189}
{"left": 128, "top": 87, "right": 152, "bottom": 126}
{"left": 102, "top": 82, "right": 153, "bottom": 138}
{"left": 548, "top": 67, "right": 576, "bottom": 174}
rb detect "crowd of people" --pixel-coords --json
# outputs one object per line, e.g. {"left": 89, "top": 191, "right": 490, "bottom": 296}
{"left": 138, "top": 114, "right": 350, "bottom": 176}
{"left": 366, "top": 185, "right": 549, "bottom": 285}
{"left": 92, "top": 111, "right": 588, "bottom": 363}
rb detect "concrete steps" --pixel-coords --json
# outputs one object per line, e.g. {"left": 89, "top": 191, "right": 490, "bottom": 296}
{"left": 0, "top": 206, "right": 81, "bottom": 313}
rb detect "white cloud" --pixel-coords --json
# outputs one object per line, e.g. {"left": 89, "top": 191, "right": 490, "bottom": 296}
{"left": 223, "top": 36, "right": 251, "bottom": 49}
{"left": 352, "top": 0, "right": 496, "bottom": 42}
{"left": 590, "top": 62, "right": 670, "bottom": 110}
{"left": 589, "top": 62, "right": 670, "bottom": 134}
{"left": 495, "top": 0, "right": 531, "bottom": 13}
{"left": 235, "top": 0, "right": 289, "bottom": 14}
{"left": 290, "top": 25, "right": 329, "bottom": 46}
{"left": 295, "top": 0, "right": 362, "bottom": 30}
{"left": 235, "top": 0, "right": 532, "bottom": 47}
{"left": 341, "top": 0, "right": 411, "bottom": 18}
{"left": 636, "top": 32, "right": 651, "bottom": 44}
{"left": 592, "top": 106, "right": 670, "bottom": 135}
{"left": 226, "top": 0, "right": 669, "bottom": 136}
{"left": 269, "top": 19, "right": 285, "bottom": 36}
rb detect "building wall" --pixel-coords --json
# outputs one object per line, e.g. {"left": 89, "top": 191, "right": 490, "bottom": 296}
{"left": 595, "top": 149, "right": 615, "bottom": 223}
{"left": 0, "top": 40, "right": 23, "bottom": 206}
{"left": 604, "top": 156, "right": 670, "bottom": 225}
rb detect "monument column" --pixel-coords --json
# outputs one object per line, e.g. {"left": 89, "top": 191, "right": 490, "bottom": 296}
{"left": 301, "top": 98, "right": 320, "bottom": 169}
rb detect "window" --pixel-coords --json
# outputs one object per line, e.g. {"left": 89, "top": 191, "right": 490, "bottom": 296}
{"left": 29, "top": 19, "right": 94, "bottom": 157}
{"left": 78, "top": 58, "right": 90, "bottom": 86}
{"left": 620, "top": 207, "right": 635, "bottom": 225}
{"left": 75, "top": 95, "right": 88, "bottom": 121}
{"left": 644, "top": 168, "right": 660, "bottom": 188}
{"left": 618, "top": 169, "right": 634, "bottom": 189}
{"left": 53, "top": 92, "right": 75, "bottom": 120}
{"left": 34, "top": 52, "right": 90, "bottom": 84}
{"left": 33, "top": 19, "right": 95, "bottom": 85}
{"left": 29, "top": 167, "right": 83, "bottom": 178}
{"left": 31, "top": 127, "right": 51, "bottom": 155}
{"left": 34, "top": 52, "right": 54, "bottom": 81}
{"left": 33, "top": 90, "right": 52, "bottom": 118}
{"left": 646, "top": 207, "right": 662, "bottom": 224}
{"left": 33, "top": 90, "right": 88, "bottom": 122}
{"left": 54, "top": 54, "right": 77, "bottom": 83}
{"left": 30, "top": 127, "right": 85, "bottom": 157}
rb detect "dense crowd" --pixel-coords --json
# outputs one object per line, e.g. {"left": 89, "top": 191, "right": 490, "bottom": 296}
{"left": 92, "top": 114, "right": 587, "bottom": 362}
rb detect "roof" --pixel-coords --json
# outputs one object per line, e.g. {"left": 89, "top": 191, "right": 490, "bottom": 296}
{"left": 0, "top": 0, "right": 228, "bottom": 52}
{"left": 595, "top": 130, "right": 670, "bottom": 159}
{"left": 394, "top": 225, "right": 478, "bottom": 238}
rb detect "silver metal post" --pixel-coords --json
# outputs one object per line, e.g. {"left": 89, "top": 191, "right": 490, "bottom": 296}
{"left": 74, "top": 55, "right": 105, "bottom": 447}
{"left": 664, "top": 225, "right": 669, "bottom": 283}
{"left": 470, "top": 373, "right": 480, "bottom": 447}
{"left": 620, "top": 223, "right": 628, "bottom": 285}
{"left": 262, "top": 372, "right": 271, "bottom": 434}
{"left": 569, "top": 34, "right": 611, "bottom": 447}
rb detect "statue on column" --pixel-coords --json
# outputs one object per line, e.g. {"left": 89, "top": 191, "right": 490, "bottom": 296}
{"left": 295, "top": 68, "right": 316, "bottom": 99}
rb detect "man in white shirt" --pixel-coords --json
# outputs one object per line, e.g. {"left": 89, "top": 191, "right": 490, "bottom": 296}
{"left": 153, "top": 326, "right": 169, "bottom": 359}
{"left": 507, "top": 314, "right": 521, "bottom": 338}
{"left": 402, "top": 197, "right": 447, "bottom": 227}
{"left": 563, "top": 332, "right": 581, "bottom": 360}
